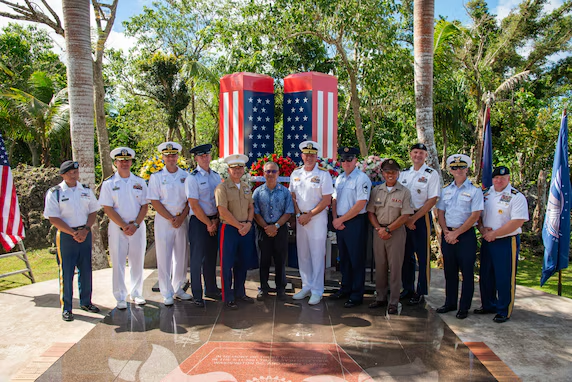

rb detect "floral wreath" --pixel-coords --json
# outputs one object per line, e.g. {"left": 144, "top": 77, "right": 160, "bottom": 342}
{"left": 139, "top": 155, "right": 191, "bottom": 180}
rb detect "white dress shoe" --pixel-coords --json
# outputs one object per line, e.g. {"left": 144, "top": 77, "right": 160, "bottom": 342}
{"left": 174, "top": 291, "right": 192, "bottom": 300}
{"left": 292, "top": 289, "right": 311, "bottom": 300}
{"left": 308, "top": 294, "right": 322, "bottom": 305}
{"left": 132, "top": 296, "right": 146, "bottom": 305}
{"left": 164, "top": 297, "right": 174, "bottom": 306}
{"left": 116, "top": 300, "right": 127, "bottom": 310}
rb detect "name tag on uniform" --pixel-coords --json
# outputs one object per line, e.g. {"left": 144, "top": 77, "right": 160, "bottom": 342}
{"left": 200, "top": 182, "right": 206, "bottom": 185}
{"left": 61, "top": 197, "right": 69, "bottom": 202}
{"left": 112, "top": 186, "right": 120, "bottom": 191}
{"left": 417, "top": 177, "right": 428, "bottom": 183}
{"left": 133, "top": 184, "right": 142, "bottom": 190}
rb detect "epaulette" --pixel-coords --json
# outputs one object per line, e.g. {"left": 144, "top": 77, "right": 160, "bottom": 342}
{"left": 424, "top": 167, "right": 433, "bottom": 173}
{"left": 402, "top": 167, "right": 410, "bottom": 172}
{"left": 49, "top": 185, "right": 61, "bottom": 193}
{"left": 443, "top": 182, "right": 450, "bottom": 188}
{"left": 511, "top": 189, "right": 518, "bottom": 195}
{"left": 295, "top": 165, "right": 303, "bottom": 170}
{"left": 191, "top": 169, "right": 199, "bottom": 175}
{"left": 212, "top": 170, "right": 219, "bottom": 174}
{"left": 482, "top": 187, "right": 490, "bottom": 194}
{"left": 103, "top": 174, "right": 114, "bottom": 182}
{"left": 82, "top": 183, "right": 90, "bottom": 189}
{"left": 318, "top": 166, "right": 327, "bottom": 171}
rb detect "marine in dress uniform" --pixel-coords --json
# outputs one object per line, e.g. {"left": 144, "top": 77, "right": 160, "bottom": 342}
{"left": 398, "top": 143, "right": 441, "bottom": 304}
{"left": 100, "top": 147, "right": 148, "bottom": 310}
{"left": 289, "top": 141, "right": 334, "bottom": 305}
{"left": 185, "top": 143, "right": 222, "bottom": 307}
{"left": 253, "top": 161, "right": 294, "bottom": 301}
{"left": 215, "top": 154, "right": 256, "bottom": 309}
{"left": 367, "top": 159, "right": 414, "bottom": 314}
{"left": 43, "top": 161, "right": 101, "bottom": 321}
{"left": 147, "top": 142, "right": 190, "bottom": 306}
{"left": 476, "top": 166, "right": 529, "bottom": 323}
{"left": 436, "top": 154, "right": 484, "bottom": 319}
{"left": 330, "top": 147, "right": 371, "bottom": 308}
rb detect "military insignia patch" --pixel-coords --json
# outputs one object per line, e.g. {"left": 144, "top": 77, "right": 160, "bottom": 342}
{"left": 133, "top": 184, "right": 143, "bottom": 190}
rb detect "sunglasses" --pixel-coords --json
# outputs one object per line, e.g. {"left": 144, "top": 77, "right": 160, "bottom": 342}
{"left": 451, "top": 166, "right": 468, "bottom": 170}
{"left": 264, "top": 170, "right": 278, "bottom": 174}
{"left": 340, "top": 157, "right": 356, "bottom": 163}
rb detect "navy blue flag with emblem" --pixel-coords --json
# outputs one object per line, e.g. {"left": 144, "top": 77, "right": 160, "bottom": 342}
{"left": 481, "top": 106, "right": 493, "bottom": 189}
{"left": 541, "top": 110, "right": 570, "bottom": 286}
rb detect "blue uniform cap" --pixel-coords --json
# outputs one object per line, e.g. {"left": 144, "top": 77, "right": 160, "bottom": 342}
{"left": 337, "top": 146, "right": 359, "bottom": 160}
{"left": 190, "top": 143, "right": 212, "bottom": 156}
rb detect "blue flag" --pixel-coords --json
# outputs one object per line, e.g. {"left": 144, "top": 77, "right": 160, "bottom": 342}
{"left": 481, "top": 106, "right": 493, "bottom": 189}
{"left": 541, "top": 110, "right": 570, "bottom": 286}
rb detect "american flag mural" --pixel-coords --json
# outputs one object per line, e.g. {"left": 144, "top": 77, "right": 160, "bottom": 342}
{"left": 0, "top": 132, "right": 25, "bottom": 250}
{"left": 219, "top": 72, "right": 275, "bottom": 166}
{"left": 283, "top": 72, "right": 338, "bottom": 164}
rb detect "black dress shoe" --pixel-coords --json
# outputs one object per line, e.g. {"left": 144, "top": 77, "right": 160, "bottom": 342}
{"left": 368, "top": 300, "right": 388, "bottom": 309}
{"left": 408, "top": 294, "right": 425, "bottom": 305}
{"left": 276, "top": 291, "right": 287, "bottom": 301}
{"left": 225, "top": 301, "right": 238, "bottom": 309}
{"left": 387, "top": 304, "right": 399, "bottom": 314}
{"left": 62, "top": 310, "right": 74, "bottom": 321}
{"left": 474, "top": 307, "right": 496, "bottom": 314}
{"left": 238, "top": 295, "right": 255, "bottom": 304}
{"left": 329, "top": 291, "right": 349, "bottom": 300}
{"left": 436, "top": 305, "right": 457, "bottom": 313}
{"left": 193, "top": 299, "right": 205, "bottom": 307}
{"left": 80, "top": 304, "right": 100, "bottom": 313}
{"left": 205, "top": 290, "right": 223, "bottom": 300}
{"left": 344, "top": 299, "right": 362, "bottom": 308}
{"left": 399, "top": 289, "right": 414, "bottom": 300}
{"left": 456, "top": 310, "right": 468, "bottom": 319}
{"left": 257, "top": 290, "right": 269, "bottom": 301}
{"left": 493, "top": 314, "right": 509, "bottom": 323}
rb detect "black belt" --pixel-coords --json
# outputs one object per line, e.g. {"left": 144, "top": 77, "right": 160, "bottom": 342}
{"left": 447, "top": 227, "right": 459, "bottom": 231}
{"left": 71, "top": 225, "right": 86, "bottom": 230}
{"left": 379, "top": 224, "right": 389, "bottom": 227}
{"left": 207, "top": 215, "right": 218, "bottom": 220}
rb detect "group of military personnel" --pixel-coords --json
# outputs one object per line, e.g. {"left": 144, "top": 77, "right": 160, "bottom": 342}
{"left": 43, "top": 139, "right": 528, "bottom": 325}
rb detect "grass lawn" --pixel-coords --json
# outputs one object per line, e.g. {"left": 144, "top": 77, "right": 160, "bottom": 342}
{"left": 0, "top": 246, "right": 59, "bottom": 292}
{"left": 515, "top": 252, "right": 572, "bottom": 299}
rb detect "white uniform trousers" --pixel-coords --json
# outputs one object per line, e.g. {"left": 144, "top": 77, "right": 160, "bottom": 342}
{"left": 109, "top": 221, "right": 146, "bottom": 302}
{"left": 154, "top": 214, "right": 189, "bottom": 299}
{"left": 296, "top": 211, "right": 328, "bottom": 296}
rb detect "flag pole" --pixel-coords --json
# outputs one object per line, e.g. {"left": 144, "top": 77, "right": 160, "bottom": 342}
{"left": 558, "top": 270, "right": 562, "bottom": 296}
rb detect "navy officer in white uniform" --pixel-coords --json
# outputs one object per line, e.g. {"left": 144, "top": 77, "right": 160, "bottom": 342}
{"left": 436, "top": 154, "right": 483, "bottom": 319}
{"left": 147, "top": 142, "right": 190, "bottom": 306}
{"left": 398, "top": 143, "right": 441, "bottom": 304}
{"left": 43, "top": 160, "right": 101, "bottom": 321}
{"left": 185, "top": 143, "right": 222, "bottom": 307}
{"left": 100, "top": 147, "right": 149, "bottom": 309}
{"left": 289, "top": 140, "right": 334, "bottom": 305}
{"left": 330, "top": 146, "right": 371, "bottom": 308}
{"left": 476, "top": 166, "right": 528, "bottom": 323}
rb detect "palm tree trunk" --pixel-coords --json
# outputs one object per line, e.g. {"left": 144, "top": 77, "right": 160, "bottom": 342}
{"left": 414, "top": 0, "right": 440, "bottom": 175}
{"left": 62, "top": 0, "right": 108, "bottom": 270}
{"left": 93, "top": 59, "right": 113, "bottom": 178}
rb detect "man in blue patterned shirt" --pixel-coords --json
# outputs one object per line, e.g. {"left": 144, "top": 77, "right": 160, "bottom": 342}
{"left": 253, "top": 161, "right": 295, "bottom": 301}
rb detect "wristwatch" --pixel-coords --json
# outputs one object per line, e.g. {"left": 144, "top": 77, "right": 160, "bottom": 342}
{"left": 385, "top": 227, "right": 391, "bottom": 233}
{"left": 133, "top": 222, "right": 140, "bottom": 229}
{"left": 296, "top": 213, "right": 301, "bottom": 218}
{"left": 274, "top": 223, "right": 280, "bottom": 229}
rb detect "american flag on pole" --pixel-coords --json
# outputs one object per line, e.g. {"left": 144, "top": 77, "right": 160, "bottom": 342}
{"left": 0, "top": 132, "right": 25, "bottom": 250}
{"left": 219, "top": 72, "right": 275, "bottom": 166}
{"left": 283, "top": 72, "right": 338, "bottom": 164}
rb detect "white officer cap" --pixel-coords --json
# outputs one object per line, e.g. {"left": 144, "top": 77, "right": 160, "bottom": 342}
{"left": 110, "top": 147, "right": 135, "bottom": 161}
{"left": 158, "top": 141, "right": 182, "bottom": 154}
{"left": 446, "top": 154, "right": 472, "bottom": 170}
{"left": 224, "top": 153, "right": 249, "bottom": 168}
{"left": 299, "top": 140, "right": 319, "bottom": 154}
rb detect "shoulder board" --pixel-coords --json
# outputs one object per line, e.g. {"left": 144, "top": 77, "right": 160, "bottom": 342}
{"left": 443, "top": 182, "right": 451, "bottom": 188}
{"left": 482, "top": 187, "right": 490, "bottom": 194}
{"left": 511, "top": 189, "right": 518, "bottom": 195}
{"left": 49, "top": 185, "right": 61, "bottom": 193}
{"left": 424, "top": 167, "right": 433, "bottom": 173}
{"left": 318, "top": 166, "right": 327, "bottom": 171}
{"left": 402, "top": 167, "right": 410, "bottom": 172}
{"left": 295, "top": 165, "right": 303, "bottom": 170}
{"left": 212, "top": 170, "right": 219, "bottom": 174}
{"left": 191, "top": 169, "right": 199, "bottom": 175}
{"left": 103, "top": 174, "right": 114, "bottom": 182}
{"left": 82, "top": 183, "right": 90, "bottom": 189}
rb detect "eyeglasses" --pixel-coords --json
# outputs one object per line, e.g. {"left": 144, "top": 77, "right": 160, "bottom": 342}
{"left": 340, "top": 157, "right": 355, "bottom": 163}
{"left": 450, "top": 166, "right": 468, "bottom": 170}
{"left": 264, "top": 170, "right": 278, "bottom": 174}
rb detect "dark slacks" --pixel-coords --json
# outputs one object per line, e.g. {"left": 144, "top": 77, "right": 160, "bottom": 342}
{"left": 219, "top": 223, "right": 254, "bottom": 302}
{"left": 188, "top": 215, "right": 219, "bottom": 301}
{"left": 403, "top": 212, "right": 432, "bottom": 295}
{"left": 441, "top": 228, "right": 476, "bottom": 311}
{"left": 55, "top": 230, "right": 93, "bottom": 312}
{"left": 256, "top": 224, "right": 288, "bottom": 292}
{"left": 479, "top": 235, "right": 520, "bottom": 318}
{"left": 336, "top": 214, "right": 368, "bottom": 302}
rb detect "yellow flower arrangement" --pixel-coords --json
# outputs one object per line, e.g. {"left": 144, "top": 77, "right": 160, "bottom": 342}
{"left": 139, "top": 155, "right": 191, "bottom": 180}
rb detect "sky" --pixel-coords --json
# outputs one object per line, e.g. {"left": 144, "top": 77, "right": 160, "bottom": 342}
{"left": 0, "top": 0, "right": 565, "bottom": 56}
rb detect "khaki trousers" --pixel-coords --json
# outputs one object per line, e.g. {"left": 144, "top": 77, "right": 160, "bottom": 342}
{"left": 373, "top": 227, "right": 406, "bottom": 305}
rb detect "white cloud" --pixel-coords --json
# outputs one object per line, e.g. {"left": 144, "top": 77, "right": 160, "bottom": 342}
{"left": 495, "top": 0, "right": 564, "bottom": 22}
{"left": 106, "top": 29, "right": 137, "bottom": 53}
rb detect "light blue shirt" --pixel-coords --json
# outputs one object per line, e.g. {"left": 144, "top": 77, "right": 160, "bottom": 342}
{"left": 436, "top": 178, "right": 483, "bottom": 228}
{"left": 333, "top": 167, "right": 371, "bottom": 216}
{"left": 253, "top": 183, "right": 294, "bottom": 224}
{"left": 185, "top": 166, "right": 221, "bottom": 216}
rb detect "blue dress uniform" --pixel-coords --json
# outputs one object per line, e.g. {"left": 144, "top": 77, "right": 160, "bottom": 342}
{"left": 436, "top": 156, "right": 483, "bottom": 316}
{"left": 43, "top": 161, "right": 100, "bottom": 319}
{"left": 185, "top": 147, "right": 222, "bottom": 304}
{"left": 399, "top": 160, "right": 440, "bottom": 298}
{"left": 479, "top": 168, "right": 528, "bottom": 322}
{"left": 215, "top": 154, "right": 255, "bottom": 307}
{"left": 332, "top": 150, "right": 371, "bottom": 305}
